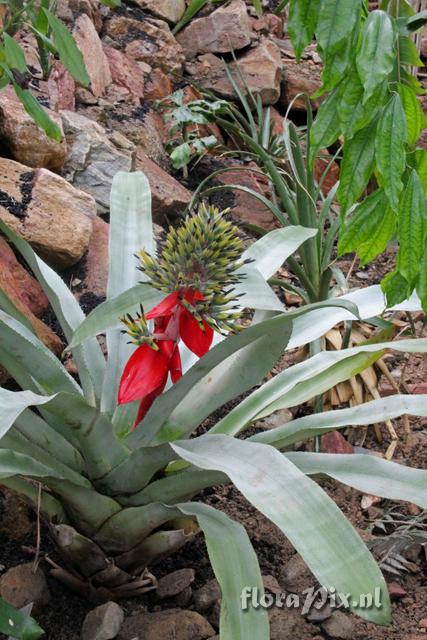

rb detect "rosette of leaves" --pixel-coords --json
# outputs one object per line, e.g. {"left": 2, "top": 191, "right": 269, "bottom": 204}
{"left": 0, "top": 172, "right": 427, "bottom": 638}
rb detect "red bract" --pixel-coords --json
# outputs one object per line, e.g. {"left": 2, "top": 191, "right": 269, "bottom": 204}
{"left": 118, "top": 287, "right": 214, "bottom": 428}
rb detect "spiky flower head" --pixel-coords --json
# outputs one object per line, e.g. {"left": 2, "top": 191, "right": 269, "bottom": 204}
{"left": 137, "top": 204, "right": 248, "bottom": 333}
{"left": 121, "top": 305, "right": 159, "bottom": 347}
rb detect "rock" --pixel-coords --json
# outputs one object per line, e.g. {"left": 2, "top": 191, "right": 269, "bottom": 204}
{"left": 135, "top": 151, "right": 191, "bottom": 221}
{"left": 252, "top": 13, "right": 283, "bottom": 38}
{"left": 103, "top": 46, "right": 145, "bottom": 105}
{"left": 321, "top": 431, "right": 354, "bottom": 454}
{"left": 107, "top": 109, "right": 168, "bottom": 168}
{"left": 388, "top": 582, "right": 407, "bottom": 601}
{"left": 46, "top": 62, "right": 76, "bottom": 112}
{"left": 279, "top": 554, "right": 313, "bottom": 594}
{"left": 215, "top": 160, "right": 278, "bottom": 230}
{"left": 0, "top": 563, "right": 50, "bottom": 614}
{"left": 207, "top": 601, "right": 220, "bottom": 629}
{"left": 420, "top": 619, "right": 427, "bottom": 629}
{"left": 262, "top": 409, "right": 293, "bottom": 430}
{"left": 280, "top": 39, "right": 323, "bottom": 110}
{"left": 0, "top": 86, "right": 67, "bottom": 171}
{"left": 156, "top": 568, "right": 195, "bottom": 600}
{"left": 60, "top": 110, "right": 134, "bottom": 213}
{"left": 321, "top": 611, "right": 355, "bottom": 640}
{"left": 173, "top": 586, "right": 193, "bottom": 607}
{"left": 262, "top": 575, "right": 282, "bottom": 594}
{"left": 193, "top": 579, "right": 222, "bottom": 612}
{"left": 0, "top": 236, "right": 62, "bottom": 353}
{"left": 176, "top": 0, "right": 252, "bottom": 58}
{"left": 132, "top": 0, "right": 186, "bottom": 24}
{"left": 186, "top": 38, "right": 282, "bottom": 105}
{"left": 269, "top": 608, "right": 318, "bottom": 640}
{"left": 0, "top": 158, "right": 95, "bottom": 267}
{"left": 73, "top": 13, "right": 112, "bottom": 98}
{"left": 306, "top": 603, "right": 333, "bottom": 623}
{"left": 118, "top": 609, "right": 215, "bottom": 640}
{"left": 145, "top": 68, "right": 174, "bottom": 101}
{"left": 57, "top": 0, "right": 103, "bottom": 31}
{"left": 105, "top": 16, "right": 185, "bottom": 75}
{"left": 81, "top": 602, "right": 124, "bottom": 640}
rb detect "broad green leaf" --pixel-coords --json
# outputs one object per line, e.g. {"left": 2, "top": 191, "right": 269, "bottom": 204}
{"left": 12, "top": 82, "right": 62, "bottom": 141}
{"left": 0, "top": 310, "right": 81, "bottom": 397}
{"left": 0, "top": 449, "right": 64, "bottom": 481}
{"left": 287, "top": 452, "right": 427, "bottom": 510}
{"left": 173, "top": 435, "right": 390, "bottom": 624}
{"left": 235, "top": 266, "right": 284, "bottom": 311}
{"left": 416, "top": 240, "right": 427, "bottom": 312}
{"left": 398, "top": 34, "right": 424, "bottom": 66}
{"left": 0, "top": 599, "right": 44, "bottom": 640}
{"left": 289, "top": 284, "right": 421, "bottom": 350}
{"left": 43, "top": 9, "right": 90, "bottom": 87}
{"left": 288, "top": 0, "right": 320, "bottom": 61}
{"left": 102, "top": 172, "right": 154, "bottom": 415}
{"left": 337, "top": 119, "right": 377, "bottom": 213}
{"left": 0, "top": 387, "right": 55, "bottom": 440}
{"left": 338, "top": 189, "right": 392, "bottom": 262}
{"left": 357, "top": 206, "right": 395, "bottom": 265}
{"left": 252, "top": 394, "right": 427, "bottom": 449}
{"left": 68, "top": 284, "right": 164, "bottom": 349}
{"left": 375, "top": 94, "right": 407, "bottom": 211}
{"left": 381, "top": 270, "right": 412, "bottom": 307}
{"left": 170, "top": 142, "right": 191, "bottom": 170}
{"left": 398, "top": 83, "right": 424, "bottom": 146}
{"left": 319, "top": 38, "right": 352, "bottom": 94}
{"left": 338, "top": 69, "right": 385, "bottom": 138}
{"left": 414, "top": 148, "right": 427, "bottom": 195}
{"left": 0, "top": 219, "right": 105, "bottom": 406}
{"left": 177, "top": 502, "right": 269, "bottom": 640}
{"left": 309, "top": 85, "right": 341, "bottom": 166}
{"left": 241, "top": 226, "right": 318, "bottom": 279}
{"left": 397, "top": 170, "right": 425, "bottom": 286}
{"left": 252, "top": 0, "right": 263, "bottom": 17}
{"left": 315, "top": 0, "right": 362, "bottom": 56}
{"left": 406, "top": 9, "right": 427, "bottom": 32}
{"left": 3, "top": 34, "right": 27, "bottom": 73}
{"left": 357, "top": 10, "right": 395, "bottom": 102}
{"left": 211, "top": 339, "right": 427, "bottom": 435}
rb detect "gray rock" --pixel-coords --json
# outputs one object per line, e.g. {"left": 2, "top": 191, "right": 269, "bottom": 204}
{"left": 118, "top": 608, "right": 215, "bottom": 639}
{"left": 156, "top": 568, "right": 195, "bottom": 600}
{"left": 60, "top": 110, "right": 134, "bottom": 213}
{"left": 81, "top": 602, "right": 124, "bottom": 640}
{"left": 193, "top": 579, "right": 222, "bottom": 612}
{"left": 321, "top": 610, "right": 355, "bottom": 640}
{"left": 176, "top": 0, "right": 252, "bottom": 58}
{"left": 0, "top": 563, "right": 50, "bottom": 614}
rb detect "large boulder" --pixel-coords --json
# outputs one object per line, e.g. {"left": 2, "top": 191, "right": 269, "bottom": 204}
{"left": 60, "top": 110, "right": 134, "bottom": 213}
{"left": 73, "top": 13, "right": 112, "bottom": 98}
{"left": 118, "top": 609, "right": 215, "bottom": 640}
{"left": 0, "top": 158, "right": 95, "bottom": 267}
{"left": 176, "top": 0, "right": 252, "bottom": 58}
{"left": 0, "top": 86, "right": 67, "bottom": 171}
{"left": 186, "top": 38, "right": 282, "bottom": 105}
{"left": 104, "top": 15, "right": 185, "bottom": 75}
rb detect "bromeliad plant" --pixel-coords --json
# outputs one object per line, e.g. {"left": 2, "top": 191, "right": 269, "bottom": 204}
{"left": 1, "top": 172, "right": 427, "bottom": 638}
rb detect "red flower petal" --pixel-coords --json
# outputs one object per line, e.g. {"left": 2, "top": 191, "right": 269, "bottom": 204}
{"left": 133, "top": 377, "right": 167, "bottom": 429}
{"left": 146, "top": 292, "right": 179, "bottom": 320}
{"left": 169, "top": 345, "right": 183, "bottom": 383}
{"left": 118, "top": 343, "right": 169, "bottom": 404}
{"left": 179, "top": 307, "right": 213, "bottom": 357}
